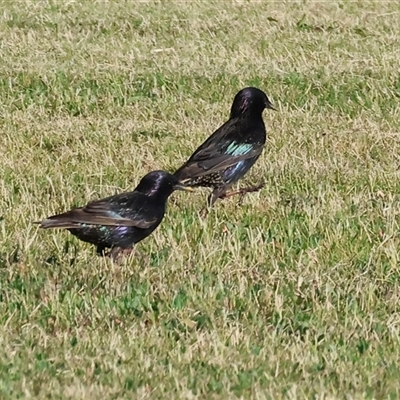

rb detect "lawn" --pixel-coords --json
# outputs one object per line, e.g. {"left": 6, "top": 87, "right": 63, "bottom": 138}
{"left": 1, "top": 1, "right": 400, "bottom": 398}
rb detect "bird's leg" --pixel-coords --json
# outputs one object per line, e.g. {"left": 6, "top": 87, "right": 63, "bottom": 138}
{"left": 109, "top": 246, "right": 134, "bottom": 262}
{"left": 220, "top": 181, "right": 265, "bottom": 205}
{"left": 199, "top": 206, "right": 210, "bottom": 219}
{"left": 200, "top": 187, "right": 227, "bottom": 218}
{"left": 209, "top": 187, "right": 227, "bottom": 207}
{"left": 96, "top": 245, "right": 107, "bottom": 257}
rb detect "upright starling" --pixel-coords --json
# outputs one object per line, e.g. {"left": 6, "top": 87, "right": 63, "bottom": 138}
{"left": 174, "top": 87, "right": 275, "bottom": 206}
{"left": 35, "top": 171, "right": 192, "bottom": 260}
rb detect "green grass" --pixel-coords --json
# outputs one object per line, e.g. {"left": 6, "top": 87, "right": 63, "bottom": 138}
{"left": 1, "top": 1, "right": 400, "bottom": 398}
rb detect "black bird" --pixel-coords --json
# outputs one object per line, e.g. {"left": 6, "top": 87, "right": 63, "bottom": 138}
{"left": 174, "top": 87, "right": 275, "bottom": 206}
{"left": 35, "top": 171, "right": 192, "bottom": 260}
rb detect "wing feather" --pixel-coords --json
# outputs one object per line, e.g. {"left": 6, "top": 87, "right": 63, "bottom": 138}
{"left": 37, "top": 193, "right": 158, "bottom": 229}
{"left": 174, "top": 118, "right": 263, "bottom": 180}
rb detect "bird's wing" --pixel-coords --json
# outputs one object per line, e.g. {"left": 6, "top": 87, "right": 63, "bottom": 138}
{"left": 81, "top": 198, "right": 157, "bottom": 228}
{"left": 188, "top": 119, "right": 239, "bottom": 161}
{"left": 176, "top": 149, "right": 261, "bottom": 180}
{"left": 38, "top": 193, "right": 157, "bottom": 229}
{"left": 175, "top": 119, "right": 262, "bottom": 180}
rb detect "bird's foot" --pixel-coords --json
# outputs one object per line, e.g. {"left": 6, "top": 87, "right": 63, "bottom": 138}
{"left": 106, "top": 247, "right": 134, "bottom": 262}
{"left": 221, "top": 181, "right": 265, "bottom": 205}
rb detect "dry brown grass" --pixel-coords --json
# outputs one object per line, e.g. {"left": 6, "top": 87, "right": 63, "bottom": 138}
{"left": 1, "top": 1, "right": 400, "bottom": 398}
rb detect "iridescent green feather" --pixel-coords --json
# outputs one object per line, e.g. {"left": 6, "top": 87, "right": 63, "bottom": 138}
{"left": 225, "top": 142, "right": 253, "bottom": 156}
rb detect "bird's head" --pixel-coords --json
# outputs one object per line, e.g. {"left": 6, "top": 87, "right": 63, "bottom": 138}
{"left": 135, "top": 170, "right": 193, "bottom": 199}
{"left": 230, "top": 87, "right": 276, "bottom": 118}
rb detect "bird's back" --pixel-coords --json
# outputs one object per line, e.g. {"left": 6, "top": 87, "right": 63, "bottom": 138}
{"left": 68, "top": 191, "right": 166, "bottom": 249}
{"left": 174, "top": 115, "right": 266, "bottom": 184}
{"left": 104, "top": 191, "right": 165, "bottom": 223}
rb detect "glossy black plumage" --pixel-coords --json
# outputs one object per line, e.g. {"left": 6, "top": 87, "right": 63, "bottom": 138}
{"left": 36, "top": 171, "right": 191, "bottom": 259}
{"left": 174, "top": 87, "right": 275, "bottom": 206}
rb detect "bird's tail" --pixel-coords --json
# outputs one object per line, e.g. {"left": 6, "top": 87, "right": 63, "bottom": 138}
{"left": 34, "top": 212, "right": 80, "bottom": 229}
{"left": 172, "top": 165, "right": 185, "bottom": 181}
{"left": 173, "top": 162, "right": 197, "bottom": 183}
{"left": 173, "top": 166, "right": 186, "bottom": 182}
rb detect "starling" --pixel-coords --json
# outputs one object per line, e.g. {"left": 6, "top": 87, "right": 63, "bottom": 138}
{"left": 174, "top": 87, "right": 275, "bottom": 206}
{"left": 35, "top": 171, "right": 192, "bottom": 260}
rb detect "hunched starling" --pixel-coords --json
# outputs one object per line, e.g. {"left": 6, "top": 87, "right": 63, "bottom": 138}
{"left": 36, "top": 171, "right": 192, "bottom": 260}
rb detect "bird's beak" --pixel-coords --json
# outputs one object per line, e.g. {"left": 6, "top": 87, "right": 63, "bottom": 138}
{"left": 175, "top": 183, "right": 194, "bottom": 192}
{"left": 266, "top": 102, "right": 277, "bottom": 111}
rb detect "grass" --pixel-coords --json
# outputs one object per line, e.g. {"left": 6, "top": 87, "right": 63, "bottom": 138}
{"left": 1, "top": 0, "right": 400, "bottom": 398}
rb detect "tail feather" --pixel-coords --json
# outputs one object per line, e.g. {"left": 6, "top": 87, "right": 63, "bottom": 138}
{"left": 173, "top": 164, "right": 187, "bottom": 181}
{"left": 173, "top": 163, "right": 202, "bottom": 183}
{"left": 35, "top": 210, "right": 82, "bottom": 229}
